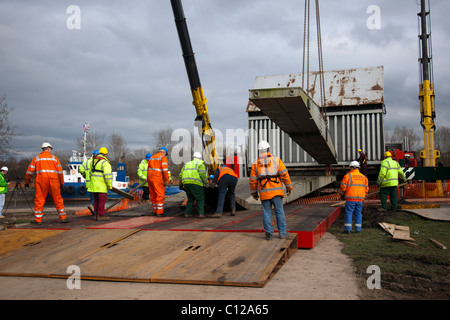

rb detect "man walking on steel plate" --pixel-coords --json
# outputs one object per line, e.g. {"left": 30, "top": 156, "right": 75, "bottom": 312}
{"left": 249, "top": 141, "right": 293, "bottom": 240}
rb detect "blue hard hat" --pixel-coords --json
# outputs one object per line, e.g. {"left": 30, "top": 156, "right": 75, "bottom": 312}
{"left": 146, "top": 153, "right": 152, "bottom": 160}
{"left": 159, "top": 147, "right": 168, "bottom": 154}
{"left": 93, "top": 149, "right": 99, "bottom": 155}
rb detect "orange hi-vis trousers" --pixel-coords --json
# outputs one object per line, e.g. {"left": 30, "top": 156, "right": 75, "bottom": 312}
{"left": 147, "top": 151, "right": 169, "bottom": 216}
{"left": 148, "top": 178, "right": 165, "bottom": 215}
{"left": 34, "top": 177, "right": 66, "bottom": 223}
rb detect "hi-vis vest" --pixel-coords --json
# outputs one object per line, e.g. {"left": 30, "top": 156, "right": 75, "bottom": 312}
{"left": 339, "top": 169, "right": 369, "bottom": 202}
{"left": 147, "top": 152, "right": 169, "bottom": 183}
{"left": 137, "top": 159, "right": 149, "bottom": 186}
{"left": 377, "top": 157, "right": 406, "bottom": 187}
{"left": 217, "top": 165, "right": 238, "bottom": 181}
{"left": 180, "top": 158, "right": 208, "bottom": 186}
{"left": 25, "top": 150, "right": 64, "bottom": 185}
{"left": 249, "top": 152, "right": 293, "bottom": 201}
{"left": 89, "top": 155, "right": 113, "bottom": 193}
{"left": 79, "top": 158, "right": 93, "bottom": 190}
{"left": 0, "top": 173, "right": 8, "bottom": 194}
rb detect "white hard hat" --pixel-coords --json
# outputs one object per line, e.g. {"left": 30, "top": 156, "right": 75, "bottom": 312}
{"left": 41, "top": 142, "right": 53, "bottom": 149}
{"left": 258, "top": 140, "right": 270, "bottom": 150}
{"left": 0, "top": 166, "right": 8, "bottom": 171}
{"left": 193, "top": 152, "right": 202, "bottom": 159}
{"left": 350, "top": 161, "right": 360, "bottom": 168}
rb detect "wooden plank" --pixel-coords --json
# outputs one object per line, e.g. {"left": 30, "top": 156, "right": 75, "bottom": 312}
{"left": 429, "top": 238, "right": 447, "bottom": 250}
{"left": 379, "top": 223, "right": 415, "bottom": 241}
{"left": 111, "top": 187, "right": 134, "bottom": 200}
{"left": 50, "top": 230, "right": 297, "bottom": 287}
{"left": 65, "top": 230, "right": 207, "bottom": 282}
{"left": 151, "top": 232, "right": 297, "bottom": 287}
{"left": 87, "top": 216, "right": 174, "bottom": 229}
{"left": 379, "top": 222, "right": 396, "bottom": 236}
{"left": 0, "top": 229, "right": 66, "bottom": 257}
{"left": 0, "top": 229, "right": 138, "bottom": 276}
{"left": 393, "top": 226, "right": 415, "bottom": 241}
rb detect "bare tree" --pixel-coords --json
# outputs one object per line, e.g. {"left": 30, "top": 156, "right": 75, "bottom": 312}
{"left": 107, "top": 133, "right": 129, "bottom": 164}
{"left": 435, "top": 125, "right": 450, "bottom": 166}
{"left": 155, "top": 126, "right": 185, "bottom": 177}
{"left": 75, "top": 130, "right": 105, "bottom": 154}
{"left": 131, "top": 147, "right": 151, "bottom": 161}
{"left": 0, "top": 95, "right": 17, "bottom": 158}
{"left": 387, "top": 125, "right": 421, "bottom": 151}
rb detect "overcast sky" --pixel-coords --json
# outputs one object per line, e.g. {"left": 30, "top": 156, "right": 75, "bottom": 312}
{"left": 1, "top": 0, "right": 449, "bottom": 159}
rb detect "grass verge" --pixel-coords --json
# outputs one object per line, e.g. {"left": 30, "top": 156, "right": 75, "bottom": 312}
{"left": 329, "top": 206, "right": 450, "bottom": 299}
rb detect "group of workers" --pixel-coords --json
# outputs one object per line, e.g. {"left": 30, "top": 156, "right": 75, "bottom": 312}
{"left": 176, "top": 139, "right": 292, "bottom": 241}
{"left": 22, "top": 142, "right": 114, "bottom": 224}
{"left": 2, "top": 140, "right": 406, "bottom": 239}
{"left": 177, "top": 152, "right": 239, "bottom": 218}
{"left": 339, "top": 149, "right": 407, "bottom": 234}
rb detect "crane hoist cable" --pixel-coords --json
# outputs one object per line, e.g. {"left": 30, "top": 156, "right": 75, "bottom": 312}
{"left": 302, "top": 0, "right": 328, "bottom": 126}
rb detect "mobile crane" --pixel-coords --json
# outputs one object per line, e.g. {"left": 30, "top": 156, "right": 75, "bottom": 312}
{"left": 418, "top": 0, "right": 439, "bottom": 168}
{"left": 170, "top": 0, "right": 219, "bottom": 176}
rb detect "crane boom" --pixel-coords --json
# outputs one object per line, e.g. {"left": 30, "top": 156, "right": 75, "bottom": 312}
{"left": 418, "top": 0, "right": 439, "bottom": 167}
{"left": 170, "top": 0, "right": 219, "bottom": 174}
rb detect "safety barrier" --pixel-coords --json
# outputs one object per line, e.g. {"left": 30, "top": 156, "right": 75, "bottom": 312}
{"left": 75, "top": 182, "right": 450, "bottom": 214}
{"left": 289, "top": 181, "right": 450, "bottom": 205}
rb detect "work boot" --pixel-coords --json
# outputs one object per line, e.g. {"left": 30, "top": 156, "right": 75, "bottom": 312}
{"left": 31, "top": 220, "right": 42, "bottom": 225}
{"left": 279, "top": 232, "right": 291, "bottom": 239}
{"left": 198, "top": 214, "right": 205, "bottom": 219}
{"left": 377, "top": 208, "right": 387, "bottom": 212}
{"left": 60, "top": 218, "right": 70, "bottom": 223}
{"left": 208, "top": 213, "right": 222, "bottom": 218}
{"left": 97, "top": 216, "right": 110, "bottom": 221}
{"left": 265, "top": 233, "right": 273, "bottom": 240}
{"left": 231, "top": 209, "right": 236, "bottom": 216}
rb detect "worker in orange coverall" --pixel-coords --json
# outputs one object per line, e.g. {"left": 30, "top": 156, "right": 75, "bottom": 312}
{"left": 147, "top": 147, "right": 170, "bottom": 216}
{"left": 25, "top": 142, "right": 68, "bottom": 224}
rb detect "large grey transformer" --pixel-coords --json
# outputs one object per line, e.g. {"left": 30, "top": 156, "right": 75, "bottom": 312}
{"left": 247, "top": 66, "right": 385, "bottom": 170}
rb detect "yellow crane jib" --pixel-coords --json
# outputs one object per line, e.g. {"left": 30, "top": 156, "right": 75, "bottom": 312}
{"left": 417, "top": 0, "right": 443, "bottom": 197}
{"left": 418, "top": 0, "right": 440, "bottom": 168}
{"left": 418, "top": 80, "right": 440, "bottom": 167}
{"left": 170, "top": 0, "right": 219, "bottom": 173}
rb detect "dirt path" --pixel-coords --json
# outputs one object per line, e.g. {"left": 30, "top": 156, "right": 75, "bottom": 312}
{"left": 0, "top": 232, "right": 362, "bottom": 300}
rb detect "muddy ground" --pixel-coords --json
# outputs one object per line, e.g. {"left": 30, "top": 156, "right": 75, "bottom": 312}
{"left": 332, "top": 205, "right": 450, "bottom": 300}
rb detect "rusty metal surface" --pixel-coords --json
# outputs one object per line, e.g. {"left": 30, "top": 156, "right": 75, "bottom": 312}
{"left": 247, "top": 66, "right": 384, "bottom": 112}
{"left": 249, "top": 87, "right": 338, "bottom": 164}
